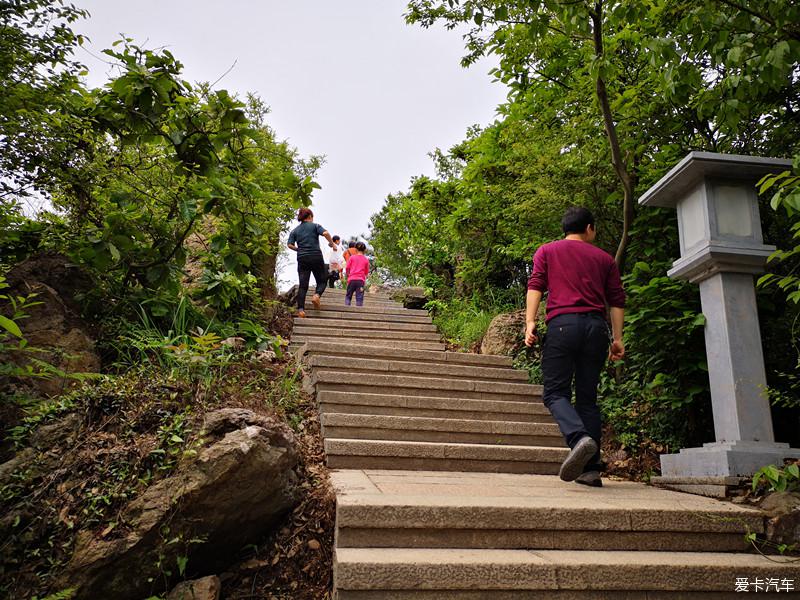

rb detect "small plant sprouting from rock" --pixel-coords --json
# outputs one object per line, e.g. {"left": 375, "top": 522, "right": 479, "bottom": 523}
{"left": 752, "top": 463, "right": 800, "bottom": 494}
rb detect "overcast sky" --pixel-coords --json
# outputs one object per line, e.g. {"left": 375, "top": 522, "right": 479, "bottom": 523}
{"left": 74, "top": 1, "right": 506, "bottom": 288}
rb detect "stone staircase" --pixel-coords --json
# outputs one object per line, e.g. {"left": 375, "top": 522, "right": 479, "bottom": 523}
{"left": 292, "top": 288, "right": 800, "bottom": 598}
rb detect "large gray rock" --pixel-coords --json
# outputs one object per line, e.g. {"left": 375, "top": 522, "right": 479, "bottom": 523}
{"left": 2, "top": 253, "right": 100, "bottom": 396}
{"left": 59, "top": 410, "right": 299, "bottom": 599}
{"left": 0, "top": 413, "right": 83, "bottom": 485}
{"left": 390, "top": 287, "right": 427, "bottom": 309}
{"left": 481, "top": 310, "right": 525, "bottom": 356}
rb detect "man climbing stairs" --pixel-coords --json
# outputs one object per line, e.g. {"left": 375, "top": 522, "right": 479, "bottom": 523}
{"left": 292, "top": 289, "right": 800, "bottom": 598}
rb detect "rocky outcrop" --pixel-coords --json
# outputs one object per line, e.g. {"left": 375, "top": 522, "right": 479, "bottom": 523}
{"left": 760, "top": 491, "right": 800, "bottom": 549}
{"left": 390, "top": 286, "right": 427, "bottom": 309}
{"left": 480, "top": 310, "right": 526, "bottom": 356}
{"left": 168, "top": 575, "right": 221, "bottom": 600}
{"left": 59, "top": 409, "right": 299, "bottom": 600}
{"left": 2, "top": 253, "right": 100, "bottom": 396}
{"left": 278, "top": 284, "right": 300, "bottom": 308}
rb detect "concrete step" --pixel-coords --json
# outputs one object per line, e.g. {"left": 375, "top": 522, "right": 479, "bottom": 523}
{"left": 334, "top": 548, "right": 800, "bottom": 597}
{"left": 325, "top": 288, "right": 395, "bottom": 297}
{"left": 294, "top": 317, "right": 438, "bottom": 333}
{"left": 308, "top": 355, "right": 529, "bottom": 383}
{"left": 321, "top": 413, "right": 562, "bottom": 446}
{"left": 321, "top": 293, "right": 401, "bottom": 305}
{"left": 303, "top": 310, "right": 433, "bottom": 324}
{"left": 318, "top": 391, "right": 554, "bottom": 424}
{"left": 291, "top": 337, "right": 446, "bottom": 352}
{"left": 311, "top": 304, "right": 429, "bottom": 316}
{"left": 325, "top": 439, "right": 567, "bottom": 473}
{"left": 331, "top": 471, "right": 764, "bottom": 553}
{"left": 321, "top": 300, "right": 403, "bottom": 308}
{"left": 312, "top": 371, "right": 542, "bottom": 403}
{"left": 299, "top": 340, "right": 512, "bottom": 367}
{"left": 294, "top": 326, "right": 442, "bottom": 342}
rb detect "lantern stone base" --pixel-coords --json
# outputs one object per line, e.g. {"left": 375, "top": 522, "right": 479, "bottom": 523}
{"left": 660, "top": 441, "right": 800, "bottom": 479}
{"left": 650, "top": 475, "right": 747, "bottom": 498}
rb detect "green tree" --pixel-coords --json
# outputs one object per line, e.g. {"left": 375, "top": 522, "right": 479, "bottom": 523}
{"left": 36, "top": 43, "right": 319, "bottom": 311}
{"left": 0, "top": 0, "right": 87, "bottom": 197}
{"left": 405, "top": 0, "right": 800, "bottom": 268}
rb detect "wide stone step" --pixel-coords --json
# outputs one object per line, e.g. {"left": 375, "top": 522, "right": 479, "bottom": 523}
{"left": 299, "top": 341, "right": 512, "bottom": 368}
{"left": 291, "top": 338, "right": 447, "bottom": 352}
{"left": 318, "top": 391, "right": 554, "bottom": 424}
{"left": 304, "top": 310, "right": 433, "bottom": 324}
{"left": 325, "top": 439, "right": 566, "bottom": 473}
{"left": 308, "top": 355, "right": 529, "bottom": 383}
{"left": 313, "top": 371, "right": 542, "bottom": 403}
{"left": 331, "top": 471, "right": 763, "bottom": 553}
{"left": 294, "top": 326, "right": 442, "bottom": 342}
{"left": 321, "top": 413, "right": 562, "bottom": 446}
{"left": 294, "top": 317, "right": 438, "bottom": 333}
{"left": 334, "top": 548, "right": 799, "bottom": 597}
{"left": 321, "top": 293, "right": 401, "bottom": 306}
{"left": 322, "top": 300, "right": 403, "bottom": 308}
{"left": 311, "top": 304, "right": 429, "bottom": 316}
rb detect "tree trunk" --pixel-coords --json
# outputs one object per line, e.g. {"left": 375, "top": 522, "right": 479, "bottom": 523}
{"left": 590, "top": 2, "right": 636, "bottom": 272}
{"left": 255, "top": 244, "right": 278, "bottom": 300}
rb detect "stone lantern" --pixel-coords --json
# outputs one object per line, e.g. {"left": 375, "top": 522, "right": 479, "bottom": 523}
{"left": 638, "top": 152, "right": 800, "bottom": 491}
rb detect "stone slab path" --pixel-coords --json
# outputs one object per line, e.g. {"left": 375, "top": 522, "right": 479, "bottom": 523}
{"left": 292, "top": 288, "right": 800, "bottom": 598}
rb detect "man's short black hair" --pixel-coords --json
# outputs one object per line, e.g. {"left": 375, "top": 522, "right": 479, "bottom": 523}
{"left": 562, "top": 206, "right": 595, "bottom": 235}
{"left": 348, "top": 241, "right": 356, "bottom": 248}
{"left": 332, "top": 235, "right": 340, "bottom": 242}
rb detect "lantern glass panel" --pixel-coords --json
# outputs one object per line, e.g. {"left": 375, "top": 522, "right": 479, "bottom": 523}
{"left": 713, "top": 184, "right": 754, "bottom": 239}
{"left": 679, "top": 185, "right": 706, "bottom": 253}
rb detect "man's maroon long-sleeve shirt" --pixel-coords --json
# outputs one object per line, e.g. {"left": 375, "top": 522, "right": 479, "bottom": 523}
{"left": 527, "top": 239, "right": 625, "bottom": 322}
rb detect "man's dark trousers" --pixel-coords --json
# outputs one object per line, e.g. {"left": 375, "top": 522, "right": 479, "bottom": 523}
{"left": 542, "top": 312, "right": 609, "bottom": 472}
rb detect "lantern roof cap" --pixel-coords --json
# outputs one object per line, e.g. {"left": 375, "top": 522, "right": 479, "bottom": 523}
{"left": 639, "top": 152, "right": 792, "bottom": 208}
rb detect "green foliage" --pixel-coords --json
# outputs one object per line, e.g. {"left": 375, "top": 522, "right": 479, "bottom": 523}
{"left": 0, "top": 275, "right": 26, "bottom": 339}
{"left": 197, "top": 269, "right": 258, "bottom": 312}
{"left": 430, "top": 298, "right": 503, "bottom": 351}
{"left": 0, "top": 274, "right": 73, "bottom": 386}
{"left": 46, "top": 43, "right": 318, "bottom": 305}
{"left": 2, "top": 13, "right": 321, "bottom": 321}
{"left": 752, "top": 462, "right": 800, "bottom": 494}
{"left": 757, "top": 156, "right": 800, "bottom": 412}
{"left": 0, "top": 0, "right": 87, "bottom": 196}
{"left": 372, "top": 0, "right": 800, "bottom": 453}
{"left": 32, "top": 590, "right": 75, "bottom": 600}
{"left": 759, "top": 156, "right": 800, "bottom": 304}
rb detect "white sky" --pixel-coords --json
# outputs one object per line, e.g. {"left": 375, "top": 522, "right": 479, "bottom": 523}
{"left": 73, "top": 1, "right": 506, "bottom": 289}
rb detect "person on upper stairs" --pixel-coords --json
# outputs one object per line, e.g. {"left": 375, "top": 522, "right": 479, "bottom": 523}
{"left": 524, "top": 206, "right": 626, "bottom": 488}
{"left": 287, "top": 207, "right": 336, "bottom": 318}
{"left": 343, "top": 242, "right": 369, "bottom": 307}
{"left": 327, "top": 235, "right": 345, "bottom": 288}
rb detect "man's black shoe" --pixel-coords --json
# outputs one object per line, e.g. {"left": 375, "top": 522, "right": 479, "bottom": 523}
{"left": 575, "top": 470, "right": 602, "bottom": 487}
{"left": 559, "top": 436, "right": 598, "bottom": 482}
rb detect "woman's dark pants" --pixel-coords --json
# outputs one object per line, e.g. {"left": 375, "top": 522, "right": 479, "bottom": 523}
{"left": 541, "top": 312, "right": 609, "bottom": 472}
{"left": 297, "top": 253, "right": 327, "bottom": 310}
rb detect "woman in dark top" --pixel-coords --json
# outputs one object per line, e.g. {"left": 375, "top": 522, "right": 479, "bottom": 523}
{"left": 287, "top": 208, "right": 336, "bottom": 317}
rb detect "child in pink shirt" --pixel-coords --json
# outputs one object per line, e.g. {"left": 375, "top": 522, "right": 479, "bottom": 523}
{"left": 344, "top": 242, "right": 369, "bottom": 306}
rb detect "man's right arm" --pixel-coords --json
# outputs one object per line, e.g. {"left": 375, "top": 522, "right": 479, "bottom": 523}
{"left": 525, "top": 247, "right": 547, "bottom": 347}
{"left": 525, "top": 289, "right": 543, "bottom": 347}
{"left": 605, "top": 261, "right": 626, "bottom": 361}
{"left": 609, "top": 306, "right": 625, "bottom": 360}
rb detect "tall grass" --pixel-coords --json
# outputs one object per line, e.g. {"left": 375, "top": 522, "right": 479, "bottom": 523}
{"left": 430, "top": 298, "right": 500, "bottom": 351}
